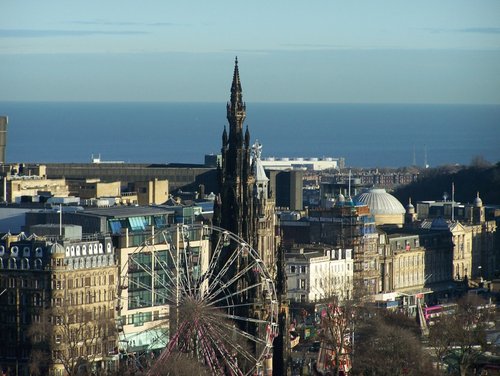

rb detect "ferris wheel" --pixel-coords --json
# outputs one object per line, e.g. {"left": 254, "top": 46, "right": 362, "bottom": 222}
{"left": 116, "top": 224, "right": 279, "bottom": 375}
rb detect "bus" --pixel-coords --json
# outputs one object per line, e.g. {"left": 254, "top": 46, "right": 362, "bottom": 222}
{"left": 423, "top": 303, "right": 457, "bottom": 325}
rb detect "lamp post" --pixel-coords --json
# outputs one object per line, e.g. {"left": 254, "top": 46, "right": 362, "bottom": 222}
{"left": 478, "top": 266, "right": 483, "bottom": 284}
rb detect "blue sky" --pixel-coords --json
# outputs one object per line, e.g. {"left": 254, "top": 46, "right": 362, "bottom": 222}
{"left": 1, "top": 0, "right": 500, "bottom": 103}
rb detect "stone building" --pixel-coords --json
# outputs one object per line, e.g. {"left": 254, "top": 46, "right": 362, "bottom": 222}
{"left": 308, "top": 200, "right": 379, "bottom": 296}
{"left": 285, "top": 245, "right": 353, "bottom": 303}
{"left": 378, "top": 232, "right": 426, "bottom": 294}
{"left": 0, "top": 228, "right": 117, "bottom": 376}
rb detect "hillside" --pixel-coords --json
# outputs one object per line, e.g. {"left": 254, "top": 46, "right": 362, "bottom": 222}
{"left": 393, "top": 162, "right": 500, "bottom": 206}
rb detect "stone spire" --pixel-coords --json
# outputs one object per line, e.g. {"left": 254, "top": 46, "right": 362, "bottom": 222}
{"left": 227, "top": 57, "right": 246, "bottom": 134}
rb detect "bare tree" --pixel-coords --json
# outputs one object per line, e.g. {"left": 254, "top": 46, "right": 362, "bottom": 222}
{"left": 28, "top": 305, "right": 116, "bottom": 376}
{"left": 315, "top": 295, "right": 356, "bottom": 376}
{"left": 352, "top": 311, "right": 437, "bottom": 376}
{"left": 428, "top": 295, "right": 494, "bottom": 376}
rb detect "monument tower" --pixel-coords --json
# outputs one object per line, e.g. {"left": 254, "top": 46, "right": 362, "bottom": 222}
{"left": 214, "top": 57, "right": 256, "bottom": 247}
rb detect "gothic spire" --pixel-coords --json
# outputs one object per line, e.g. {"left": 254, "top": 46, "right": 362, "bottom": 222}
{"left": 227, "top": 57, "right": 246, "bottom": 127}
{"left": 231, "top": 56, "right": 242, "bottom": 102}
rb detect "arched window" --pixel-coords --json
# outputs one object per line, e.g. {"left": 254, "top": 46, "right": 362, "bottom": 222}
{"left": 21, "top": 258, "right": 29, "bottom": 270}
{"left": 8, "top": 258, "right": 17, "bottom": 269}
{"left": 10, "top": 246, "right": 19, "bottom": 257}
{"left": 34, "top": 259, "right": 43, "bottom": 270}
{"left": 23, "top": 247, "right": 30, "bottom": 257}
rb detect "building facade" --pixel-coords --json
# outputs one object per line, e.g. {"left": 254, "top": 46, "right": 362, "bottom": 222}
{"left": 285, "top": 246, "right": 353, "bottom": 303}
{"left": 0, "top": 228, "right": 117, "bottom": 376}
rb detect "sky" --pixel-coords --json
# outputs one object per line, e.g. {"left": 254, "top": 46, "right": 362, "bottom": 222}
{"left": 1, "top": 0, "right": 500, "bottom": 103}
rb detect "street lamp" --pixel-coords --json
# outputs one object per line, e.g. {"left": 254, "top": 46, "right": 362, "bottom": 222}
{"left": 478, "top": 266, "right": 483, "bottom": 284}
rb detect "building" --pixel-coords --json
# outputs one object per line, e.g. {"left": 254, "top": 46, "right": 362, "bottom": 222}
{"left": 353, "top": 188, "right": 406, "bottom": 227}
{"left": 414, "top": 192, "right": 497, "bottom": 281}
{"left": 308, "top": 201, "right": 379, "bottom": 296}
{"left": 260, "top": 157, "right": 344, "bottom": 171}
{"left": 115, "top": 224, "right": 210, "bottom": 360}
{"left": 3, "top": 174, "right": 69, "bottom": 203}
{"left": 0, "top": 228, "right": 117, "bottom": 376}
{"left": 268, "top": 169, "right": 304, "bottom": 211}
{"left": 285, "top": 246, "right": 353, "bottom": 303}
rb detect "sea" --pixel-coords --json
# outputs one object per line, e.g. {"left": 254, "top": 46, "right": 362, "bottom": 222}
{"left": 0, "top": 102, "right": 498, "bottom": 168}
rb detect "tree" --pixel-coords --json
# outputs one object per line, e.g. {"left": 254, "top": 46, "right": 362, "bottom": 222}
{"left": 428, "top": 295, "right": 494, "bottom": 376}
{"left": 352, "top": 310, "right": 437, "bottom": 376}
{"left": 28, "top": 304, "right": 116, "bottom": 376}
{"left": 315, "top": 296, "right": 356, "bottom": 376}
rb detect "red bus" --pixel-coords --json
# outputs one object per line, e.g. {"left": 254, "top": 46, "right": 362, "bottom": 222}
{"left": 423, "top": 303, "right": 457, "bottom": 325}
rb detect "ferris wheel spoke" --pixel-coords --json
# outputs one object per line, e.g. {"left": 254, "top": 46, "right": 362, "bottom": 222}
{"left": 210, "top": 311, "right": 271, "bottom": 326}
{"left": 197, "top": 323, "right": 230, "bottom": 375}
{"left": 203, "top": 245, "right": 244, "bottom": 299}
{"left": 204, "top": 320, "right": 259, "bottom": 365}
{"left": 200, "top": 321, "right": 248, "bottom": 375}
{"left": 209, "top": 301, "right": 258, "bottom": 311}
{"left": 202, "top": 333, "right": 243, "bottom": 376}
{"left": 202, "top": 228, "right": 224, "bottom": 285}
{"left": 205, "top": 315, "right": 268, "bottom": 347}
{"left": 179, "top": 228, "right": 193, "bottom": 296}
{"left": 205, "top": 281, "right": 262, "bottom": 308}
{"left": 203, "top": 259, "right": 262, "bottom": 302}
{"left": 152, "top": 253, "right": 187, "bottom": 301}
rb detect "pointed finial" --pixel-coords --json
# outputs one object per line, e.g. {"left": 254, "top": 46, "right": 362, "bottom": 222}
{"left": 235, "top": 56, "right": 238, "bottom": 65}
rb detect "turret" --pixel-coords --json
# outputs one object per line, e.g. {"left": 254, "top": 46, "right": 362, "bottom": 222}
{"left": 405, "top": 197, "right": 417, "bottom": 225}
{"left": 473, "top": 192, "right": 485, "bottom": 224}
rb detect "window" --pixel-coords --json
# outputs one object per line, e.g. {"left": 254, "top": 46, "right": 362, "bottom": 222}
{"left": 128, "top": 217, "right": 147, "bottom": 231}
{"left": 34, "top": 259, "right": 42, "bottom": 270}
{"left": 290, "top": 265, "right": 296, "bottom": 273}
{"left": 299, "top": 279, "right": 306, "bottom": 289}
{"left": 21, "top": 258, "right": 29, "bottom": 270}
{"left": 8, "top": 258, "right": 17, "bottom": 269}
{"left": 300, "top": 266, "right": 306, "bottom": 273}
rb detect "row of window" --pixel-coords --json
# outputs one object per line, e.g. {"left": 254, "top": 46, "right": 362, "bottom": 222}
{"left": 0, "top": 257, "right": 43, "bottom": 270}
{"left": 0, "top": 245, "right": 44, "bottom": 258}
{"left": 64, "top": 242, "right": 112, "bottom": 257}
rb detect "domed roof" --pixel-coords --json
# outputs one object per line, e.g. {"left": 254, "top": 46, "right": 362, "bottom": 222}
{"left": 50, "top": 243, "right": 65, "bottom": 255}
{"left": 354, "top": 188, "right": 405, "bottom": 215}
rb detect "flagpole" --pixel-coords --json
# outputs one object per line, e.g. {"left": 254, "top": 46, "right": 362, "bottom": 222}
{"left": 451, "top": 182, "right": 455, "bottom": 222}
